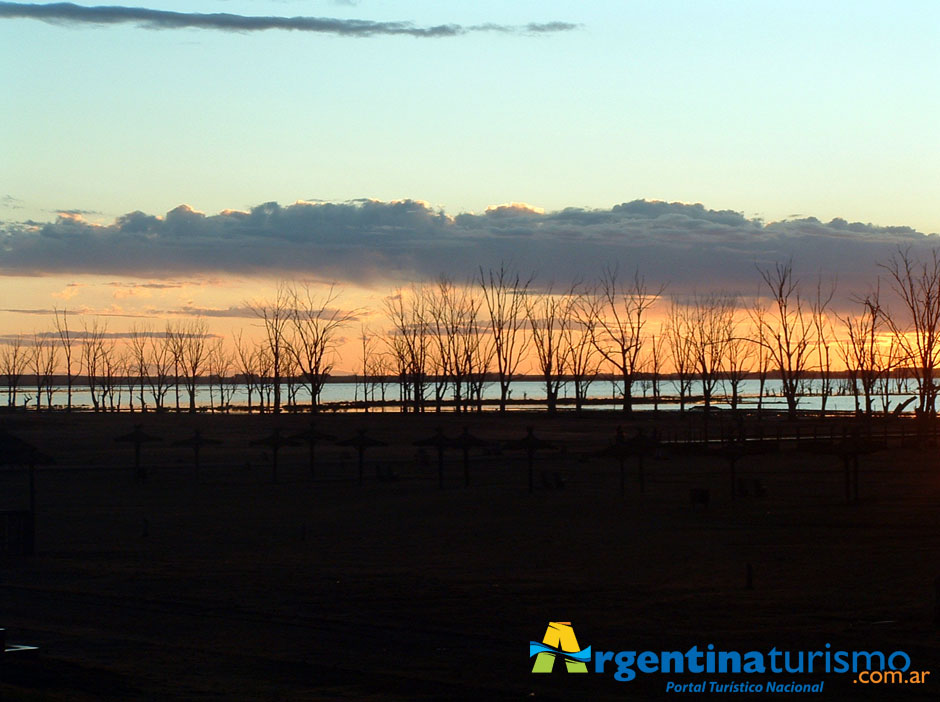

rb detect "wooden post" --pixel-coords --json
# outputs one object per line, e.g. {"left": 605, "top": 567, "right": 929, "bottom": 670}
{"left": 437, "top": 445, "right": 445, "bottom": 490}
{"left": 619, "top": 457, "right": 625, "bottom": 498}
{"left": 26, "top": 464, "right": 36, "bottom": 556}
{"left": 528, "top": 449, "right": 535, "bottom": 494}
{"left": 134, "top": 443, "right": 143, "bottom": 482}
{"left": 730, "top": 456, "right": 737, "bottom": 501}
{"left": 934, "top": 576, "right": 940, "bottom": 627}
{"left": 853, "top": 455, "right": 860, "bottom": 502}
{"left": 843, "top": 454, "right": 852, "bottom": 504}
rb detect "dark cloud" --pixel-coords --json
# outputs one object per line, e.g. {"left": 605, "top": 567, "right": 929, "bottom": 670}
{"left": 0, "top": 2, "right": 578, "bottom": 37}
{"left": 105, "top": 281, "right": 185, "bottom": 289}
{"left": 0, "top": 199, "right": 935, "bottom": 296}
{"left": 0, "top": 330, "right": 220, "bottom": 343}
{"left": 1, "top": 308, "right": 57, "bottom": 315}
{"left": 154, "top": 304, "right": 359, "bottom": 322}
{"left": 1, "top": 307, "right": 154, "bottom": 319}
{"left": 52, "top": 208, "right": 103, "bottom": 217}
{"left": 161, "top": 305, "right": 258, "bottom": 319}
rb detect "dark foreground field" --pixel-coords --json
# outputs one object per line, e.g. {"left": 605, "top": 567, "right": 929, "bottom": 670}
{"left": 1, "top": 410, "right": 939, "bottom": 700}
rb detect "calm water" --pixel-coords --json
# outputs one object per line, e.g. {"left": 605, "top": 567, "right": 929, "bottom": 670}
{"left": 4, "top": 377, "right": 920, "bottom": 413}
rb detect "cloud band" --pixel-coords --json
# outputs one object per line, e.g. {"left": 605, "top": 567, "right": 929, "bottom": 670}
{"left": 1, "top": 199, "right": 933, "bottom": 296}
{"left": 0, "top": 2, "right": 577, "bottom": 37}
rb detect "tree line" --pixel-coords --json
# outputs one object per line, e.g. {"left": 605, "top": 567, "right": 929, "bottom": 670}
{"left": 1, "top": 249, "right": 939, "bottom": 419}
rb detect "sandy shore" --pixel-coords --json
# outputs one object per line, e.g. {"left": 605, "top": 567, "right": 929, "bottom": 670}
{"left": 1, "top": 410, "right": 938, "bottom": 700}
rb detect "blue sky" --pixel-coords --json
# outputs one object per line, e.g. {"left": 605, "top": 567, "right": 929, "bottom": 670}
{"left": 2, "top": 0, "right": 938, "bottom": 232}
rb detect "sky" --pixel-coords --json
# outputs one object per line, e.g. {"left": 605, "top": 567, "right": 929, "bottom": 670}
{"left": 1, "top": 1, "right": 939, "bottom": 367}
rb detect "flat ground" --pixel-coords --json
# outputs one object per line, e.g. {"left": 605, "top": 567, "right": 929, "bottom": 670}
{"left": 1, "top": 410, "right": 938, "bottom": 700}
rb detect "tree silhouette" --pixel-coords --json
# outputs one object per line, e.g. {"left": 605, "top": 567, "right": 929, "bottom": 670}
{"left": 752, "top": 261, "right": 813, "bottom": 420}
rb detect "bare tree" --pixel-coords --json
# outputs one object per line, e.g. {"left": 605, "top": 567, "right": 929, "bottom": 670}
{"left": 30, "top": 333, "right": 57, "bottom": 411}
{"left": 436, "top": 286, "right": 494, "bottom": 414}
{"left": 878, "top": 335, "right": 906, "bottom": 414}
{"left": 425, "top": 307, "right": 448, "bottom": 412}
{"left": 359, "top": 325, "right": 378, "bottom": 411}
{"left": 53, "top": 307, "right": 77, "bottom": 411}
{"left": 564, "top": 292, "right": 600, "bottom": 412}
{"left": 421, "top": 278, "right": 486, "bottom": 413}
{"left": 666, "top": 299, "right": 695, "bottom": 412}
{"left": 425, "top": 277, "right": 456, "bottom": 411}
{"left": 288, "top": 283, "right": 353, "bottom": 413}
{"left": 479, "top": 264, "right": 532, "bottom": 412}
{"left": 1, "top": 336, "right": 25, "bottom": 408}
{"left": 234, "top": 330, "right": 259, "bottom": 413}
{"left": 879, "top": 248, "right": 940, "bottom": 421}
{"left": 40, "top": 334, "right": 57, "bottom": 408}
{"left": 839, "top": 290, "right": 890, "bottom": 417}
{"left": 147, "top": 326, "right": 174, "bottom": 411}
{"left": 681, "top": 292, "right": 736, "bottom": 412}
{"left": 181, "top": 319, "right": 209, "bottom": 412}
{"left": 284, "top": 350, "right": 300, "bottom": 410}
{"left": 120, "top": 347, "right": 136, "bottom": 411}
{"left": 249, "top": 283, "right": 293, "bottom": 414}
{"left": 257, "top": 345, "right": 273, "bottom": 412}
{"left": 752, "top": 261, "right": 813, "bottom": 420}
{"left": 166, "top": 323, "right": 186, "bottom": 412}
{"left": 454, "top": 285, "right": 487, "bottom": 413}
{"left": 723, "top": 309, "right": 755, "bottom": 412}
{"left": 208, "top": 337, "right": 234, "bottom": 412}
{"left": 128, "top": 324, "right": 151, "bottom": 412}
{"left": 749, "top": 299, "right": 773, "bottom": 416}
{"left": 368, "top": 347, "right": 393, "bottom": 411}
{"left": 525, "top": 284, "right": 569, "bottom": 414}
{"left": 839, "top": 315, "right": 864, "bottom": 416}
{"left": 466, "top": 324, "right": 495, "bottom": 413}
{"left": 386, "top": 329, "right": 412, "bottom": 411}
{"left": 99, "top": 336, "right": 119, "bottom": 411}
{"left": 384, "top": 285, "right": 431, "bottom": 413}
{"left": 646, "top": 323, "right": 667, "bottom": 413}
{"left": 811, "top": 278, "right": 837, "bottom": 416}
{"left": 588, "top": 268, "right": 663, "bottom": 415}
{"left": 81, "top": 318, "right": 108, "bottom": 412}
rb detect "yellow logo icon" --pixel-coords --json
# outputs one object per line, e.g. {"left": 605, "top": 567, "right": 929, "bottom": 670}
{"left": 530, "top": 621, "right": 591, "bottom": 673}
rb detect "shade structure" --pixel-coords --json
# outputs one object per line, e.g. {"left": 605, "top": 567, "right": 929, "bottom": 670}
{"left": 250, "top": 428, "right": 301, "bottom": 484}
{"left": 413, "top": 427, "right": 451, "bottom": 489}
{"left": 0, "top": 430, "right": 53, "bottom": 467}
{"left": 801, "top": 428, "right": 885, "bottom": 503}
{"left": 704, "top": 436, "right": 780, "bottom": 501}
{"left": 449, "top": 427, "right": 490, "bottom": 488}
{"left": 172, "top": 429, "right": 222, "bottom": 478}
{"left": 114, "top": 424, "right": 162, "bottom": 445}
{"left": 336, "top": 430, "right": 388, "bottom": 485}
{"left": 0, "top": 430, "right": 54, "bottom": 557}
{"left": 596, "top": 427, "right": 660, "bottom": 496}
{"left": 114, "top": 424, "right": 162, "bottom": 482}
{"left": 503, "top": 427, "right": 556, "bottom": 493}
{"left": 289, "top": 422, "right": 336, "bottom": 479}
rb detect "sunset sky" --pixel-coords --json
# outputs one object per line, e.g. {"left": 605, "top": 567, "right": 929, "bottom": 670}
{"left": 1, "top": 1, "right": 939, "bottom": 369}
